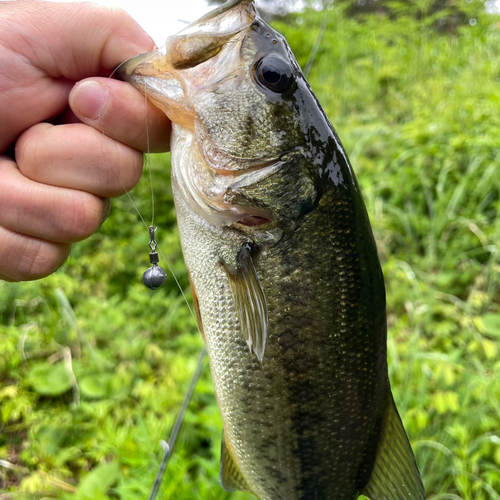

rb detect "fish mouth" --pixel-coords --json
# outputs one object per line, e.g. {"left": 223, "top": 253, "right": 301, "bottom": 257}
{"left": 116, "top": 0, "right": 280, "bottom": 230}
{"left": 183, "top": 0, "right": 254, "bottom": 30}
{"left": 115, "top": 0, "right": 256, "bottom": 128}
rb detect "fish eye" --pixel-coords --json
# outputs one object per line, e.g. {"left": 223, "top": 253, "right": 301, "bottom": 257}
{"left": 255, "top": 55, "right": 293, "bottom": 93}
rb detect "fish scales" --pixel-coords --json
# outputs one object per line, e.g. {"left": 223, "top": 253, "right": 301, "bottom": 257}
{"left": 174, "top": 155, "right": 387, "bottom": 499}
{"left": 118, "top": 0, "right": 425, "bottom": 498}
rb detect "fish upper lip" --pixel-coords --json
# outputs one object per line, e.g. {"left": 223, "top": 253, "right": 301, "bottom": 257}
{"left": 178, "top": 0, "right": 255, "bottom": 37}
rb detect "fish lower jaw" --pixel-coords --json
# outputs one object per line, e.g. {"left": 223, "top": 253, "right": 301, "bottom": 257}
{"left": 172, "top": 126, "right": 281, "bottom": 231}
{"left": 198, "top": 182, "right": 277, "bottom": 230}
{"left": 178, "top": 167, "right": 279, "bottom": 230}
{"left": 191, "top": 194, "right": 273, "bottom": 230}
{"left": 173, "top": 169, "right": 271, "bottom": 230}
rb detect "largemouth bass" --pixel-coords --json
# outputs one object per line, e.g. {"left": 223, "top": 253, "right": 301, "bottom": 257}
{"left": 118, "top": 1, "right": 425, "bottom": 498}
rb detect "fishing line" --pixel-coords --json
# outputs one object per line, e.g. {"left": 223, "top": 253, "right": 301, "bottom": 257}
{"left": 144, "top": 246, "right": 208, "bottom": 498}
{"left": 304, "top": 11, "right": 328, "bottom": 79}
{"left": 106, "top": 63, "right": 203, "bottom": 339}
{"left": 107, "top": 58, "right": 155, "bottom": 232}
{"left": 105, "top": 63, "right": 209, "bottom": 495}
{"left": 147, "top": 346, "right": 207, "bottom": 500}
{"left": 157, "top": 247, "right": 199, "bottom": 327}
{"left": 139, "top": 61, "right": 167, "bottom": 290}
{"left": 143, "top": 73, "right": 155, "bottom": 228}
{"left": 102, "top": 65, "right": 150, "bottom": 231}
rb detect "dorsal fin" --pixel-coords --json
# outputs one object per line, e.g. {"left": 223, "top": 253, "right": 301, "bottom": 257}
{"left": 220, "top": 431, "right": 254, "bottom": 493}
{"left": 362, "top": 392, "right": 425, "bottom": 500}
{"left": 224, "top": 244, "right": 268, "bottom": 363}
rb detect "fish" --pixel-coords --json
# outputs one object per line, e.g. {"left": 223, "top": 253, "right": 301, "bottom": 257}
{"left": 117, "top": 1, "right": 425, "bottom": 498}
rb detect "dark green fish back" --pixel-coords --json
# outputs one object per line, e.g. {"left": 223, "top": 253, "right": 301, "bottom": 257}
{"left": 249, "top": 167, "right": 387, "bottom": 498}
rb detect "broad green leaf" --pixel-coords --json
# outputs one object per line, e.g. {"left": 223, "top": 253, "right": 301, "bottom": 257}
{"left": 28, "top": 362, "right": 73, "bottom": 396}
{"left": 80, "top": 374, "right": 112, "bottom": 399}
{"left": 75, "top": 461, "right": 120, "bottom": 500}
{"left": 482, "top": 314, "right": 500, "bottom": 337}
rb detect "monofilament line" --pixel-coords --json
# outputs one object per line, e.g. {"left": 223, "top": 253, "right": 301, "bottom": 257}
{"left": 304, "top": 12, "right": 328, "bottom": 79}
{"left": 147, "top": 347, "right": 207, "bottom": 500}
{"left": 108, "top": 60, "right": 208, "bottom": 496}
{"left": 144, "top": 52, "right": 155, "bottom": 227}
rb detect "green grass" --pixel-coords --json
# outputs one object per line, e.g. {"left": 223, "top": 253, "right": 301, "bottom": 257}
{"left": 1, "top": 3, "right": 500, "bottom": 499}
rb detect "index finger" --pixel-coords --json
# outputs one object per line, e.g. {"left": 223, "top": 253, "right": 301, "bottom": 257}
{"left": 0, "top": 1, "right": 154, "bottom": 78}
{"left": 0, "top": 1, "right": 156, "bottom": 151}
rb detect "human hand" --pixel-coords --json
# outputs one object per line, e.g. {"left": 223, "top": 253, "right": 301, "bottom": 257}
{"left": 0, "top": 0, "right": 171, "bottom": 282}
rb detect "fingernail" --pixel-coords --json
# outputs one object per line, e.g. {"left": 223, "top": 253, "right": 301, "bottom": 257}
{"left": 71, "top": 81, "right": 108, "bottom": 120}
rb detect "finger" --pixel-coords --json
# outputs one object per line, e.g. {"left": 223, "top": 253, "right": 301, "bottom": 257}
{"left": 0, "top": 2, "right": 154, "bottom": 78}
{"left": 0, "top": 2, "right": 155, "bottom": 152}
{"left": 0, "top": 225, "right": 71, "bottom": 282}
{"left": 16, "top": 122, "right": 144, "bottom": 197}
{"left": 70, "top": 78, "right": 171, "bottom": 153}
{"left": 0, "top": 157, "right": 108, "bottom": 244}
{"left": 0, "top": 47, "right": 74, "bottom": 153}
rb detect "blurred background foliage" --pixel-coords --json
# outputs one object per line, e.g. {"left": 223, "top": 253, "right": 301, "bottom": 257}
{"left": 1, "top": 0, "right": 500, "bottom": 498}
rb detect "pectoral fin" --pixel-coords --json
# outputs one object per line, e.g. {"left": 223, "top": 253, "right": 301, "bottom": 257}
{"left": 220, "top": 431, "right": 254, "bottom": 493}
{"left": 224, "top": 244, "right": 268, "bottom": 363}
{"left": 362, "top": 393, "right": 425, "bottom": 500}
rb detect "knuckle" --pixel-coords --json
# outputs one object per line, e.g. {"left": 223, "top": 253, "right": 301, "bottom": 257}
{"left": 93, "top": 140, "right": 121, "bottom": 196}
{"left": 61, "top": 192, "right": 104, "bottom": 241}
{"left": 101, "top": 141, "right": 143, "bottom": 196}
{"left": 16, "top": 124, "right": 52, "bottom": 178}
{"left": 9, "top": 235, "right": 70, "bottom": 281}
{"left": 120, "top": 150, "right": 144, "bottom": 192}
{"left": 21, "top": 242, "right": 67, "bottom": 280}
